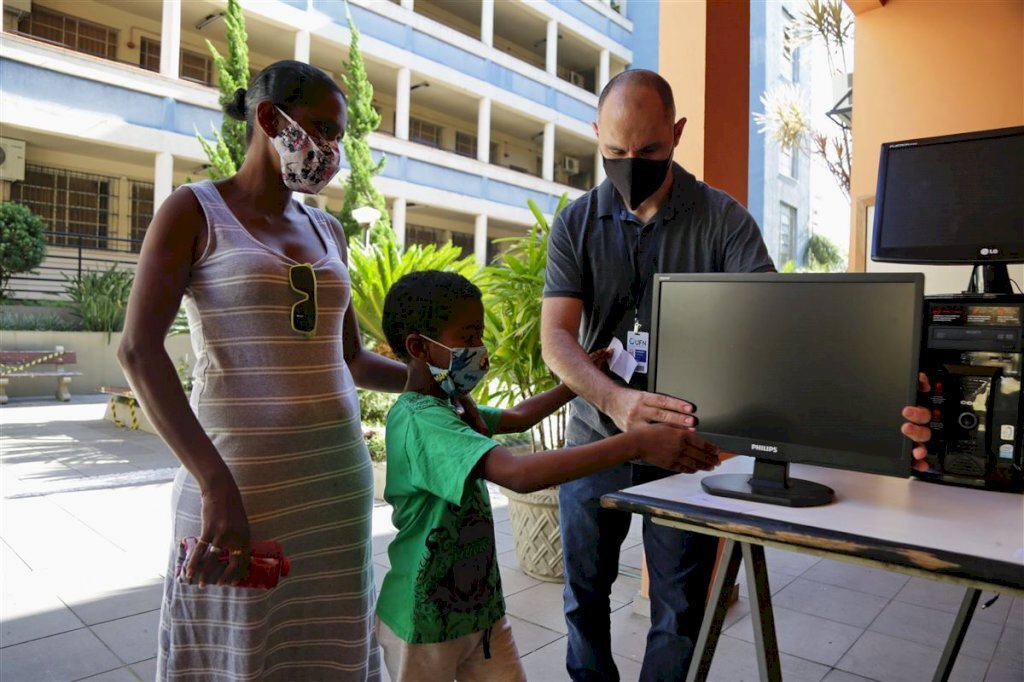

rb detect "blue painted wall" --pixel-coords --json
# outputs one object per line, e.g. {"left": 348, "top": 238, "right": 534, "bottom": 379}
{"left": 748, "top": 0, "right": 767, "bottom": 230}
{"left": 628, "top": 0, "right": 658, "bottom": 70}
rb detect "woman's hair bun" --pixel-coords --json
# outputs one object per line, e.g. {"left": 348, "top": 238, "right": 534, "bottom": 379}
{"left": 224, "top": 88, "right": 248, "bottom": 120}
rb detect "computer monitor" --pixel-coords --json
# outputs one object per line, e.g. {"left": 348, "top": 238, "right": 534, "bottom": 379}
{"left": 871, "top": 126, "right": 1024, "bottom": 294}
{"left": 649, "top": 273, "right": 924, "bottom": 507}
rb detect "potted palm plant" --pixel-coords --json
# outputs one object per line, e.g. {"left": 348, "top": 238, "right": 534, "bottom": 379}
{"left": 477, "top": 195, "right": 570, "bottom": 581}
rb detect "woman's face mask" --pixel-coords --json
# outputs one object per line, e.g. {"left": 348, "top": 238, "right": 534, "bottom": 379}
{"left": 421, "top": 335, "right": 490, "bottom": 398}
{"left": 270, "top": 107, "right": 341, "bottom": 194}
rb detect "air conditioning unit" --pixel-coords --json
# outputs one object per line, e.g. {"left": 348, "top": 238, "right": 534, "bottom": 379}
{"left": 5, "top": 0, "right": 32, "bottom": 14}
{"left": 561, "top": 156, "right": 580, "bottom": 175}
{"left": 0, "top": 138, "right": 27, "bottom": 183}
{"left": 568, "top": 71, "right": 586, "bottom": 88}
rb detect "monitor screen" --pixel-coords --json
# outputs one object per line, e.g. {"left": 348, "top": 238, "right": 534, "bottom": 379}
{"left": 872, "top": 126, "right": 1024, "bottom": 265}
{"left": 649, "top": 274, "right": 923, "bottom": 505}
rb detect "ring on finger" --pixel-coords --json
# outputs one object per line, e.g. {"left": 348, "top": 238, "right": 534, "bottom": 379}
{"left": 208, "top": 545, "right": 222, "bottom": 555}
{"left": 230, "top": 549, "right": 246, "bottom": 557}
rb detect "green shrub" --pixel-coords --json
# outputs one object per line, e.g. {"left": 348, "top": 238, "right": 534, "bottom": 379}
{"left": 0, "top": 202, "right": 48, "bottom": 297}
{"left": 358, "top": 388, "right": 396, "bottom": 427}
{"left": 364, "top": 428, "right": 387, "bottom": 463}
{"left": 63, "top": 264, "right": 134, "bottom": 340}
{"left": 0, "top": 311, "right": 81, "bottom": 331}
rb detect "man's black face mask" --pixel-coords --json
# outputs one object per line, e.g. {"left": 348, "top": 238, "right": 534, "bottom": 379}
{"left": 602, "top": 155, "right": 672, "bottom": 211}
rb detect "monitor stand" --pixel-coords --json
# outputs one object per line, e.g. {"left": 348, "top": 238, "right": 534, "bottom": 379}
{"left": 965, "top": 264, "right": 1013, "bottom": 296}
{"left": 701, "top": 458, "right": 835, "bottom": 507}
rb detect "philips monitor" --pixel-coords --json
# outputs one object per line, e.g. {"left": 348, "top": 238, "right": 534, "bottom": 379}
{"left": 649, "top": 273, "right": 924, "bottom": 507}
{"left": 871, "top": 126, "right": 1024, "bottom": 294}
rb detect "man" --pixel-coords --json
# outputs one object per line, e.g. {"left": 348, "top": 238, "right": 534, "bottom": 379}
{"left": 540, "top": 69, "right": 774, "bottom": 682}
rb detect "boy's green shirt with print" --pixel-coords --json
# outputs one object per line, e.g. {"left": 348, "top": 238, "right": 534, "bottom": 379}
{"left": 376, "top": 392, "right": 506, "bottom": 644}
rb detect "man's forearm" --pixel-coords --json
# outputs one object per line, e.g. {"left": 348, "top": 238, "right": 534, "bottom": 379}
{"left": 542, "top": 328, "right": 621, "bottom": 415}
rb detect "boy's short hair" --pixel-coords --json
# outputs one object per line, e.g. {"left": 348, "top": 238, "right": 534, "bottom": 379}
{"left": 382, "top": 270, "right": 482, "bottom": 361}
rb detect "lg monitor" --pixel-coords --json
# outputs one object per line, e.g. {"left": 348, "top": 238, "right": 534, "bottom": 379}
{"left": 871, "top": 126, "right": 1024, "bottom": 294}
{"left": 649, "top": 273, "right": 924, "bottom": 507}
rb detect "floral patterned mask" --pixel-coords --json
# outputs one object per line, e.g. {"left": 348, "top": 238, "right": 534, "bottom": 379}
{"left": 270, "top": 107, "right": 341, "bottom": 194}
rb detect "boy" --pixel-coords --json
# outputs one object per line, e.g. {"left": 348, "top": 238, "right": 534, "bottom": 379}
{"left": 375, "top": 270, "right": 720, "bottom": 682}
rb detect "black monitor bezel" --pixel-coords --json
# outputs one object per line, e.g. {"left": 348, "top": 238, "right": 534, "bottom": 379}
{"left": 648, "top": 272, "right": 924, "bottom": 478}
{"left": 871, "top": 125, "right": 1024, "bottom": 265}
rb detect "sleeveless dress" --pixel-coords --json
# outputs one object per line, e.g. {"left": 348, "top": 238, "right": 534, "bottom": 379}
{"left": 156, "top": 180, "right": 380, "bottom": 681}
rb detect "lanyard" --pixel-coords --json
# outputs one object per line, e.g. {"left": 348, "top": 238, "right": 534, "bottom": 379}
{"left": 612, "top": 199, "right": 659, "bottom": 333}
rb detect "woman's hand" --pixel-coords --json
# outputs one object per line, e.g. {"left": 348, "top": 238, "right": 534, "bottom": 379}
{"left": 589, "top": 347, "right": 613, "bottom": 371}
{"left": 185, "top": 475, "right": 252, "bottom": 587}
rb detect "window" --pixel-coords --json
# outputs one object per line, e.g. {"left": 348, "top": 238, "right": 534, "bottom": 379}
{"left": 139, "top": 37, "right": 215, "bottom": 85}
{"left": 17, "top": 6, "right": 118, "bottom": 60}
{"left": 455, "top": 131, "right": 478, "bottom": 159}
{"left": 781, "top": 9, "right": 798, "bottom": 82}
{"left": 779, "top": 202, "right": 798, "bottom": 265}
{"left": 450, "top": 231, "right": 474, "bottom": 257}
{"left": 129, "top": 182, "right": 155, "bottom": 252}
{"left": 11, "top": 165, "right": 119, "bottom": 251}
{"left": 779, "top": 146, "right": 798, "bottom": 179}
{"left": 409, "top": 117, "right": 442, "bottom": 148}
{"left": 406, "top": 224, "right": 475, "bottom": 258}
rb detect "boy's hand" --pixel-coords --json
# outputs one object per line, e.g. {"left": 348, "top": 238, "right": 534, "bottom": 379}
{"left": 454, "top": 394, "right": 488, "bottom": 435}
{"left": 632, "top": 423, "right": 720, "bottom": 474}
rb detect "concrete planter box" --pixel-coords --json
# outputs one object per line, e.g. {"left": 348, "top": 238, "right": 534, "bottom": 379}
{"left": 0, "top": 330, "right": 193, "bottom": 400}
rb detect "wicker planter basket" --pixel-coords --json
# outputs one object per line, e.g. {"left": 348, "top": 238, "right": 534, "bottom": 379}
{"left": 502, "top": 486, "right": 563, "bottom": 582}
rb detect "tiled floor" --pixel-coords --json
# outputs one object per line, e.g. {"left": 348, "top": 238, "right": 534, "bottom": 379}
{"left": 1, "top": 396, "right": 1021, "bottom": 681}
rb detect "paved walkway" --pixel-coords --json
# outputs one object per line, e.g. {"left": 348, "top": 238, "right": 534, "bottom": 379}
{"left": 1, "top": 396, "right": 1021, "bottom": 681}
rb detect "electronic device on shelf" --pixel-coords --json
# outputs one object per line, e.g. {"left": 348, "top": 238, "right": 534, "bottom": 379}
{"left": 916, "top": 294, "right": 1023, "bottom": 492}
{"left": 871, "top": 125, "right": 1024, "bottom": 295}
{"left": 649, "top": 273, "right": 923, "bottom": 507}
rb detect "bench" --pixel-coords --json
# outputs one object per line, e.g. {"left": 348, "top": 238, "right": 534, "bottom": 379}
{"left": 0, "top": 347, "right": 83, "bottom": 405}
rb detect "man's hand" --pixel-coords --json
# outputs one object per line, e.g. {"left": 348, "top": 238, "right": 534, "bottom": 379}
{"left": 901, "top": 372, "right": 933, "bottom": 472}
{"left": 607, "top": 387, "right": 696, "bottom": 433}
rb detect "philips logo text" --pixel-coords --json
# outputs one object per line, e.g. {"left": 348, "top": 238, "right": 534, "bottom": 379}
{"left": 751, "top": 443, "right": 779, "bottom": 454}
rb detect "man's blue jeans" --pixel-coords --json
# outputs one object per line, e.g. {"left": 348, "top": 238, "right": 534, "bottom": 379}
{"left": 559, "top": 460, "right": 718, "bottom": 682}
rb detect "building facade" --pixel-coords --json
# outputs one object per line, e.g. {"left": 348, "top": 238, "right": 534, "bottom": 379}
{"left": 0, "top": 0, "right": 647, "bottom": 296}
{"left": 747, "top": 0, "right": 812, "bottom": 268}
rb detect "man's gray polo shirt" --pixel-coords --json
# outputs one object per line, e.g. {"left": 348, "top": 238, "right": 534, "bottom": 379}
{"left": 543, "top": 163, "right": 776, "bottom": 443}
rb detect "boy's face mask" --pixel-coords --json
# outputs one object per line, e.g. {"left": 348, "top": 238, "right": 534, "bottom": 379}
{"left": 270, "top": 107, "right": 341, "bottom": 194}
{"left": 421, "top": 335, "right": 490, "bottom": 397}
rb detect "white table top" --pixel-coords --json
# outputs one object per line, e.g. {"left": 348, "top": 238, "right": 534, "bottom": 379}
{"left": 604, "top": 457, "right": 1024, "bottom": 591}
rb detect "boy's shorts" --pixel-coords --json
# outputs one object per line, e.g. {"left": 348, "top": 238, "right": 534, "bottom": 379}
{"left": 375, "top": 614, "right": 526, "bottom": 682}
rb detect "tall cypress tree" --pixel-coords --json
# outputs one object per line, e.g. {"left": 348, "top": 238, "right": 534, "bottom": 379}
{"left": 197, "top": 0, "right": 249, "bottom": 179}
{"left": 336, "top": 10, "right": 391, "bottom": 245}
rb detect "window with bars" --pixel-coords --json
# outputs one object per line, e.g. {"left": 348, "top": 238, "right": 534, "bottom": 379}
{"left": 129, "top": 181, "right": 155, "bottom": 252}
{"left": 138, "top": 37, "right": 215, "bottom": 85}
{"left": 410, "top": 117, "right": 443, "bottom": 148}
{"left": 406, "top": 224, "right": 475, "bottom": 257}
{"left": 779, "top": 202, "right": 798, "bottom": 265}
{"left": 17, "top": 6, "right": 117, "bottom": 60}
{"left": 782, "top": 9, "right": 799, "bottom": 83}
{"left": 455, "top": 131, "right": 478, "bottom": 159}
{"left": 11, "top": 165, "right": 119, "bottom": 251}
{"left": 779, "top": 146, "right": 799, "bottom": 179}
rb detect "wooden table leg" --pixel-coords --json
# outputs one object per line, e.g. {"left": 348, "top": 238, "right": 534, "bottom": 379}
{"left": 932, "top": 588, "right": 981, "bottom": 682}
{"left": 686, "top": 539, "right": 743, "bottom": 682}
{"left": 742, "top": 543, "right": 781, "bottom": 682}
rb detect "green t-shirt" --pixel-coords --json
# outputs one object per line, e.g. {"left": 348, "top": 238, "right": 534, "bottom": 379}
{"left": 376, "top": 392, "right": 506, "bottom": 644}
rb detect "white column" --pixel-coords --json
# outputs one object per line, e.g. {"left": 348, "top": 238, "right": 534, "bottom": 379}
{"left": 392, "top": 197, "right": 407, "bottom": 249}
{"left": 396, "top": 67, "right": 411, "bottom": 141}
{"left": 400, "top": 0, "right": 414, "bottom": 10}
{"left": 545, "top": 19, "right": 558, "bottom": 77}
{"left": 160, "top": 0, "right": 181, "bottom": 79}
{"left": 474, "top": 214, "right": 488, "bottom": 267}
{"left": 542, "top": 122, "right": 555, "bottom": 182}
{"left": 595, "top": 148, "right": 606, "bottom": 184}
{"left": 477, "top": 97, "right": 491, "bottom": 164}
{"left": 480, "top": 0, "right": 494, "bottom": 47}
{"left": 294, "top": 29, "right": 311, "bottom": 63}
{"left": 154, "top": 152, "right": 174, "bottom": 211}
{"left": 598, "top": 49, "right": 611, "bottom": 94}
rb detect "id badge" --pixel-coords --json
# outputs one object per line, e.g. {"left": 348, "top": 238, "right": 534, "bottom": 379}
{"left": 626, "top": 330, "right": 649, "bottom": 374}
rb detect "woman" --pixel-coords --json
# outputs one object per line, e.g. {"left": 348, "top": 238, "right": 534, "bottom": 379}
{"left": 119, "top": 60, "right": 405, "bottom": 680}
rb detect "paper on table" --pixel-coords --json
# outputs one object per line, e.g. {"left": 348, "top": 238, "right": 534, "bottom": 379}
{"left": 684, "top": 493, "right": 756, "bottom": 513}
{"left": 607, "top": 337, "right": 637, "bottom": 384}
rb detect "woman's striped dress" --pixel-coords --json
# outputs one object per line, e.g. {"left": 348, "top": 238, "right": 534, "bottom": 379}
{"left": 156, "top": 180, "right": 380, "bottom": 681}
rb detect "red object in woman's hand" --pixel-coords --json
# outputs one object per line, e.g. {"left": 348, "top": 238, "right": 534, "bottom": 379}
{"left": 176, "top": 537, "right": 291, "bottom": 589}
